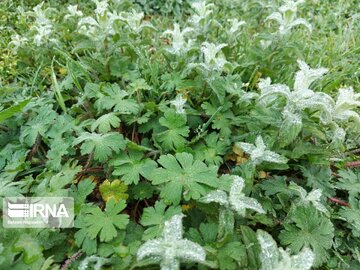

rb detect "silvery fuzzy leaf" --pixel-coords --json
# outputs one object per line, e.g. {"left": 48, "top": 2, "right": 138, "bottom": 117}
{"left": 279, "top": 0, "right": 305, "bottom": 13}
{"left": 190, "top": 1, "right": 214, "bottom": 25}
{"left": 78, "top": 16, "right": 99, "bottom": 28}
{"left": 237, "top": 136, "right": 288, "bottom": 165}
{"left": 258, "top": 77, "right": 272, "bottom": 90}
{"left": 279, "top": 111, "right": 302, "bottom": 147}
{"left": 294, "top": 60, "right": 328, "bottom": 92}
{"left": 257, "top": 230, "right": 280, "bottom": 270}
{"left": 163, "top": 213, "right": 185, "bottom": 241}
{"left": 137, "top": 214, "right": 206, "bottom": 270}
{"left": 258, "top": 80, "right": 292, "bottom": 106}
{"left": 257, "top": 230, "right": 315, "bottom": 270}
{"left": 79, "top": 255, "right": 110, "bottom": 270}
{"left": 288, "top": 182, "right": 307, "bottom": 201}
{"left": 288, "top": 18, "right": 312, "bottom": 32}
{"left": 330, "top": 125, "right": 346, "bottom": 148}
{"left": 170, "top": 95, "right": 187, "bottom": 114}
{"left": 290, "top": 247, "right": 315, "bottom": 270}
{"left": 335, "top": 87, "right": 360, "bottom": 110}
{"left": 266, "top": 12, "right": 284, "bottom": 25}
{"left": 93, "top": 0, "right": 108, "bottom": 16}
{"left": 163, "top": 23, "right": 194, "bottom": 55}
{"left": 137, "top": 239, "right": 163, "bottom": 261}
{"left": 266, "top": 9, "right": 311, "bottom": 36}
{"left": 201, "top": 42, "right": 227, "bottom": 63}
{"left": 232, "top": 196, "right": 266, "bottom": 216}
{"left": 334, "top": 87, "right": 360, "bottom": 127}
{"left": 200, "top": 190, "right": 229, "bottom": 207}
{"left": 229, "top": 176, "right": 265, "bottom": 216}
{"left": 218, "top": 208, "right": 235, "bottom": 240}
{"left": 335, "top": 110, "right": 360, "bottom": 125}
{"left": 227, "top": 18, "right": 246, "bottom": 34}
{"left": 200, "top": 176, "right": 265, "bottom": 216}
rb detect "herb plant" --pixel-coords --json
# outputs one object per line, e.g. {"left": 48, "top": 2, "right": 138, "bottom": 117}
{"left": 0, "top": 0, "right": 360, "bottom": 269}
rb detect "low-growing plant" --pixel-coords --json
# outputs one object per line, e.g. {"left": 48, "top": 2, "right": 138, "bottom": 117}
{"left": 0, "top": 0, "right": 360, "bottom": 269}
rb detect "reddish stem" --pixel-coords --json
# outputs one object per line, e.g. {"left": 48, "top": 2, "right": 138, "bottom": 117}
{"left": 328, "top": 197, "right": 351, "bottom": 207}
{"left": 345, "top": 160, "right": 360, "bottom": 168}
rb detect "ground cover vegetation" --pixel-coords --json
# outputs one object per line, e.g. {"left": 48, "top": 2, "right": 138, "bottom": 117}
{"left": 0, "top": 0, "right": 360, "bottom": 269}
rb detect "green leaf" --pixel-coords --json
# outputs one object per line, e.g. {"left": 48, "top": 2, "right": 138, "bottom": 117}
{"left": 73, "top": 132, "right": 126, "bottom": 162}
{"left": 260, "top": 176, "right": 291, "bottom": 196}
{"left": 91, "top": 113, "right": 121, "bottom": 133}
{"left": 201, "top": 101, "right": 234, "bottom": 137}
{"left": 99, "top": 179, "right": 129, "bottom": 202}
{"left": 83, "top": 198, "right": 129, "bottom": 242}
{"left": 336, "top": 169, "right": 360, "bottom": 198}
{"left": 33, "top": 161, "right": 82, "bottom": 197}
{"left": 194, "top": 132, "right": 228, "bottom": 166}
{"left": 148, "top": 152, "right": 219, "bottom": 204}
{"left": 300, "top": 165, "right": 335, "bottom": 197}
{"left": 110, "top": 149, "right": 157, "bottom": 185}
{"left": 20, "top": 105, "right": 57, "bottom": 146}
{"left": 13, "top": 234, "right": 44, "bottom": 264}
{"left": 140, "top": 200, "right": 182, "bottom": 240}
{"left": 154, "top": 110, "right": 190, "bottom": 150}
{"left": 71, "top": 178, "right": 96, "bottom": 212}
{"left": 338, "top": 198, "right": 360, "bottom": 237}
{"left": 240, "top": 226, "right": 261, "bottom": 269}
{"left": 51, "top": 62, "right": 67, "bottom": 112}
{"left": 279, "top": 206, "right": 334, "bottom": 266}
{"left": 95, "top": 84, "right": 140, "bottom": 114}
{"left": 131, "top": 182, "right": 155, "bottom": 200}
{"left": 0, "top": 99, "right": 31, "bottom": 123}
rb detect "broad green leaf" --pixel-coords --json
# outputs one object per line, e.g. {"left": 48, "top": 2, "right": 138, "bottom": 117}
{"left": 155, "top": 110, "right": 190, "bottom": 150}
{"left": 83, "top": 198, "right": 129, "bottom": 242}
{"left": 0, "top": 99, "right": 31, "bottom": 123}
{"left": 13, "top": 234, "right": 44, "bottom": 264}
{"left": 110, "top": 149, "right": 157, "bottom": 185}
{"left": 73, "top": 132, "right": 126, "bottom": 162}
{"left": 140, "top": 200, "right": 182, "bottom": 240}
{"left": 279, "top": 206, "right": 334, "bottom": 266}
{"left": 91, "top": 113, "right": 120, "bottom": 133}
{"left": 148, "top": 152, "right": 219, "bottom": 204}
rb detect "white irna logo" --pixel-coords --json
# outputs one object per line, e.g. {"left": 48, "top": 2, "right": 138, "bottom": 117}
{"left": 7, "top": 201, "right": 69, "bottom": 218}
{"left": 3, "top": 197, "right": 74, "bottom": 228}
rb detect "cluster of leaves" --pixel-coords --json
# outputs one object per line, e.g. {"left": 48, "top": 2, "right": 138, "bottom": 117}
{"left": 0, "top": 0, "right": 360, "bottom": 269}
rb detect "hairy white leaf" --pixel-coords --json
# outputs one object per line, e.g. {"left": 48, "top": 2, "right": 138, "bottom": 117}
{"left": 200, "top": 190, "right": 229, "bottom": 206}
{"left": 236, "top": 136, "right": 288, "bottom": 165}
{"left": 257, "top": 230, "right": 315, "bottom": 270}
{"left": 170, "top": 95, "right": 187, "bottom": 114}
{"left": 200, "top": 42, "right": 228, "bottom": 71}
{"left": 266, "top": 0, "right": 311, "bottom": 36}
{"left": 162, "top": 23, "right": 194, "bottom": 55}
{"left": 279, "top": 111, "right": 302, "bottom": 147}
{"left": 334, "top": 87, "right": 360, "bottom": 127}
{"left": 294, "top": 60, "right": 328, "bottom": 92}
{"left": 201, "top": 175, "right": 265, "bottom": 216}
{"left": 190, "top": 0, "right": 214, "bottom": 25}
{"left": 137, "top": 214, "right": 206, "bottom": 270}
{"left": 227, "top": 18, "right": 246, "bottom": 35}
